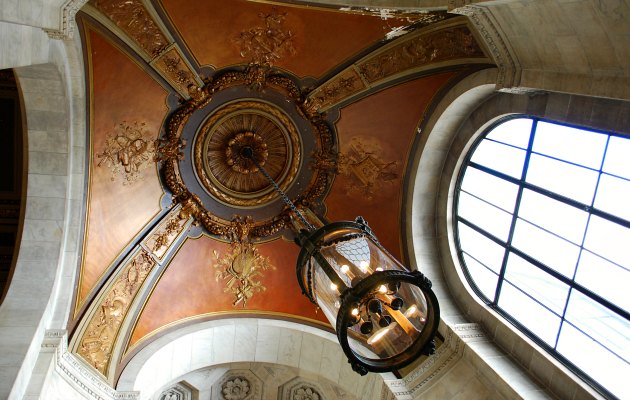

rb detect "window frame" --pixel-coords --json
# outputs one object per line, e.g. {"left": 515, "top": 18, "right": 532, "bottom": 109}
{"left": 453, "top": 115, "right": 630, "bottom": 400}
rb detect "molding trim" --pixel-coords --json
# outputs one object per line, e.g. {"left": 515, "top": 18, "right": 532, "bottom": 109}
{"left": 44, "top": 330, "right": 139, "bottom": 400}
{"left": 381, "top": 323, "right": 485, "bottom": 399}
{"left": 45, "top": 0, "right": 89, "bottom": 39}
{"left": 451, "top": 5, "right": 528, "bottom": 93}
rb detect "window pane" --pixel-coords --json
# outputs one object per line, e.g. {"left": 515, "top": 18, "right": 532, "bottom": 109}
{"left": 575, "top": 250, "right": 630, "bottom": 311}
{"left": 504, "top": 253, "right": 570, "bottom": 315}
{"left": 512, "top": 219, "right": 580, "bottom": 278}
{"left": 456, "top": 118, "right": 630, "bottom": 399}
{"left": 557, "top": 323, "right": 629, "bottom": 400}
{"left": 470, "top": 139, "right": 526, "bottom": 178}
{"left": 594, "top": 174, "right": 630, "bottom": 223}
{"left": 460, "top": 167, "right": 519, "bottom": 212}
{"left": 498, "top": 281, "right": 561, "bottom": 346}
{"left": 518, "top": 189, "right": 588, "bottom": 245}
{"left": 564, "top": 290, "right": 630, "bottom": 362}
{"left": 584, "top": 215, "right": 630, "bottom": 268}
{"left": 485, "top": 118, "right": 532, "bottom": 148}
{"left": 533, "top": 121, "right": 607, "bottom": 169}
{"left": 463, "top": 253, "right": 499, "bottom": 301}
{"left": 603, "top": 136, "right": 630, "bottom": 180}
{"left": 457, "top": 222, "right": 505, "bottom": 274}
{"left": 526, "top": 154, "right": 599, "bottom": 205}
{"left": 458, "top": 192, "right": 513, "bottom": 241}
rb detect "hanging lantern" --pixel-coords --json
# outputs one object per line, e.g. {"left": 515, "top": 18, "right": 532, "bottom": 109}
{"left": 242, "top": 146, "right": 440, "bottom": 374}
{"left": 295, "top": 217, "right": 440, "bottom": 375}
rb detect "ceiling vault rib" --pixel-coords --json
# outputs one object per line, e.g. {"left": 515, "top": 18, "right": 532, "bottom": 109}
{"left": 305, "top": 17, "right": 491, "bottom": 113}
{"left": 84, "top": 0, "right": 203, "bottom": 99}
{"left": 70, "top": 205, "right": 194, "bottom": 383}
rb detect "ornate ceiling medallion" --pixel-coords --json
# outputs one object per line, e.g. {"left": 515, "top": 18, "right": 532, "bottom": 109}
{"left": 156, "top": 68, "right": 337, "bottom": 242}
{"left": 193, "top": 100, "right": 301, "bottom": 208}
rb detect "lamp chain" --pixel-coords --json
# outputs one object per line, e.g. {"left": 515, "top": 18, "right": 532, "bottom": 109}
{"left": 245, "top": 148, "right": 316, "bottom": 231}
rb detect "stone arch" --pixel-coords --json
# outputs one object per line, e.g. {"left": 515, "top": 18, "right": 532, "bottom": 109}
{"left": 0, "top": 34, "right": 86, "bottom": 398}
{"left": 117, "top": 318, "right": 395, "bottom": 400}
{"left": 407, "top": 65, "right": 629, "bottom": 399}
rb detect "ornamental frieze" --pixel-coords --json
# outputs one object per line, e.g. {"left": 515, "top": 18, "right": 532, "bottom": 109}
{"left": 306, "top": 20, "right": 488, "bottom": 112}
{"left": 89, "top": 0, "right": 168, "bottom": 58}
{"left": 152, "top": 46, "right": 200, "bottom": 98}
{"left": 77, "top": 249, "right": 156, "bottom": 374}
{"left": 357, "top": 26, "right": 483, "bottom": 83}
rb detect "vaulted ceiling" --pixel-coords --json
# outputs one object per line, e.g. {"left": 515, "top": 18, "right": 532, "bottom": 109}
{"left": 68, "top": 0, "right": 493, "bottom": 385}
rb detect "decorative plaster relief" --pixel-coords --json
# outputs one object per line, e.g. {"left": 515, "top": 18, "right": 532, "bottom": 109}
{"left": 291, "top": 385, "right": 322, "bottom": 400}
{"left": 307, "top": 20, "right": 487, "bottom": 112}
{"left": 211, "top": 370, "right": 262, "bottom": 400}
{"left": 279, "top": 378, "right": 326, "bottom": 400}
{"left": 96, "top": 121, "right": 156, "bottom": 186}
{"left": 77, "top": 249, "right": 156, "bottom": 375}
{"left": 142, "top": 205, "right": 191, "bottom": 261}
{"left": 235, "top": 9, "right": 296, "bottom": 67}
{"left": 338, "top": 136, "right": 398, "bottom": 201}
{"left": 152, "top": 45, "right": 200, "bottom": 98}
{"left": 213, "top": 240, "right": 275, "bottom": 307}
{"left": 89, "top": 0, "right": 168, "bottom": 58}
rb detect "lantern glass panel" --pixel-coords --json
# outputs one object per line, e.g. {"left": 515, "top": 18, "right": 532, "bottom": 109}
{"left": 311, "top": 230, "right": 431, "bottom": 360}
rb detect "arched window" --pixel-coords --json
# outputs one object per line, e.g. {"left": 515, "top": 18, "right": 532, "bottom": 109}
{"left": 454, "top": 117, "right": 629, "bottom": 399}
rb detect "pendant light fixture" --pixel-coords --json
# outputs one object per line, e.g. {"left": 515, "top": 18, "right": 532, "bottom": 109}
{"left": 241, "top": 146, "right": 440, "bottom": 375}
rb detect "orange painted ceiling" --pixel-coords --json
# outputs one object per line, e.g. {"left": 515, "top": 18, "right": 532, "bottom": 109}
{"left": 73, "top": 0, "right": 487, "bottom": 361}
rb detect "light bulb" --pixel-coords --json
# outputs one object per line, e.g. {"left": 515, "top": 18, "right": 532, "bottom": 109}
{"left": 378, "top": 284, "right": 387, "bottom": 293}
{"left": 330, "top": 283, "right": 338, "bottom": 291}
{"left": 359, "top": 260, "right": 369, "bottom": 272}
{"left": 404, "top": 305, "right": 418, "bottom": 317}
{"left": 351, "top": 308, "right": 359, "bottom": 316}
{"left": 375, "top": 267, "right": 384, "bottom": 272}
{"left": 340, "top": 264, "right": 350, "bottom": 274}
{"left": 367, "top": 326, "right": 391, "bottom": 345}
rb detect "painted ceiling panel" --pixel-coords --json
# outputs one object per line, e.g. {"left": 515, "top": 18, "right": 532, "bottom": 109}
{"left": 159, "top": 0, "right": 408, "bottom": 78}
{"left": 129, "top": 235, "right": 326, "bottom": 347}
{"left": 325, "top": 72, "right": 456, "bottom": 259}
{"left": 79, "top": 28, "right": 167, "bottom": 307}
{"left": 70, "top": 0, "right": 491, "bottom": 381}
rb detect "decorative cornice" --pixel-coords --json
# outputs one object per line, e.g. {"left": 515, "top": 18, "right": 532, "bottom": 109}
{"left": 44, "top": 330, "right": 139, "bottom": 400}
{"left": 44, "top": 0, "right": 89, "bottom": 40}
{"left": 382, "top": 323, "right": 489, "bottom": 398}
{"left": 451, "top": 5, "right": 525, "bottom": 92}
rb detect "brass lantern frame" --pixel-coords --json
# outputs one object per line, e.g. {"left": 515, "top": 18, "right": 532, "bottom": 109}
{"left": 295, "top": 217, "right": 440, "bottom": 375}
